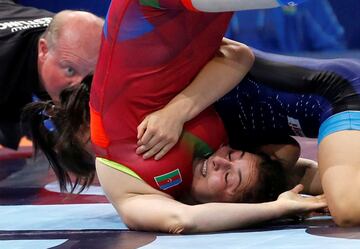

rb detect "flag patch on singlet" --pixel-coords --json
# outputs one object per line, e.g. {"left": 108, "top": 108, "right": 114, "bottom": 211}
{"left": 154, "top": 169, "right": 182, "bottom": 190}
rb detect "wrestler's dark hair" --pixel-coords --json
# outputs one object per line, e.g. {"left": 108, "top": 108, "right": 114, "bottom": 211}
{"left": 241, "top": 152, "right": 288, "bottom": 203}
{"left": 21, "top": 79, "right": 93, "bottom": 193}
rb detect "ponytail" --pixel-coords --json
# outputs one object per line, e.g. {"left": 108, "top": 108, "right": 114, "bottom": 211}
{"left": 22, "top": 81, "right": 94, "bottom": 193}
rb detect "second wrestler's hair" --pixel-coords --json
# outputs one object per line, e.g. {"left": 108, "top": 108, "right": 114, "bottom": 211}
{"left": 241, "top": 152, "right": 288, "bottom": 203}
{"left": 22, "top": 80, "right": 93, "bottom": 193}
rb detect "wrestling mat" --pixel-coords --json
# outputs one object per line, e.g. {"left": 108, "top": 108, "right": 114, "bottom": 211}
{"left": 1, "top": 137, "right": 360, "bottom": 249}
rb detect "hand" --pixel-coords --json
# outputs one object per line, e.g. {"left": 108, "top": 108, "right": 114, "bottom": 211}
{"left": 276, "top": 184, "right": 327, "bottom": 217}
{"left": 136, "top": 108, "right": 186, "bottom": 160}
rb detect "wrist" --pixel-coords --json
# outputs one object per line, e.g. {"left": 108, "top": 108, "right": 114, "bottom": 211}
{"left": 165, "top": 98, "right": 196, "bottom": 123}
{"left": 272, "top": 199, "right": 291, "bottom": 218}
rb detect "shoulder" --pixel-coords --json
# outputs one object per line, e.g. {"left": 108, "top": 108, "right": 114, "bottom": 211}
{"left": 95, "top": 158, "right": 170, "bottom": 200}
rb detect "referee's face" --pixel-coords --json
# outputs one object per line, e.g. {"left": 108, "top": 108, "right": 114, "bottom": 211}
{"left": 37, "top": 35, "right": 96, "bottom": 102}
{"left": 38, "top": 22, "right": 101, "bottom": 101}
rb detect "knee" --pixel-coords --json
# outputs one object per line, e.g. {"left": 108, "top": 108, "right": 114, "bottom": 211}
{"left": 330, "top": 197, "right": 360, "bottom": 227}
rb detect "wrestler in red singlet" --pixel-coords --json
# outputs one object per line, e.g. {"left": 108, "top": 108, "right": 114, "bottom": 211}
{"left": 90, "top": 0, "right": 232, "bottom": 197}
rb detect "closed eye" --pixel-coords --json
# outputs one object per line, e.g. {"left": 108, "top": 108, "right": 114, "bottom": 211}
{"left": 228, "top": 151, "right": 233, "bottom": 161}
{"left": 240, "top": 151, "right": 245, "bottom": 158}
{"left": 225, "top": 172, "right": 229, "bottom": 184}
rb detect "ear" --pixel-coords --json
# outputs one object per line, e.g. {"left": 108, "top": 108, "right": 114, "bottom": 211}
{"left": 38, "top": 38, "right": 49, "bottom": 63}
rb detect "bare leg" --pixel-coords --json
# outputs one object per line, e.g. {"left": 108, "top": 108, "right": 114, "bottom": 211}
{"left": 319, "top": 130, "right": 360, "bottom": 226}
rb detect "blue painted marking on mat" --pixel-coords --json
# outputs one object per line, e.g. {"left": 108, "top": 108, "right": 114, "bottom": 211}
{"left": 0, "top": 240, "right": 66, "bottom": 249}
{"left": 0, "top": 204, "right": 127, "bottom": 230}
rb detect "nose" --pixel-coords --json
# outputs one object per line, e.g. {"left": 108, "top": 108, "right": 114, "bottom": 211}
{"left": 212, "top": 156, "right": 231, "bottom": 171}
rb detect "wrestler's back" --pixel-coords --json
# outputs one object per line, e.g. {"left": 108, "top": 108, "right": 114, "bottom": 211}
{"left": 216, "top": 50, "right": 360, "bottom": 141}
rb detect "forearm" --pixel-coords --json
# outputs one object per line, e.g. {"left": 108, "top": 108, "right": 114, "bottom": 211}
{"left": 189, "top": 0, "right": 306, "bottom": 12}
{"left": 298, "top": 159, "right": 322, "bottom": 195}
{"left": 184, "top": 201, "right": 286, "bottom": 233}
{"left": 164, "top": 41, "right": 254, "bottom": 123}
{"left": 120, "top": 195, "right": 286, "bottom": 234}
{"left": 258, "top": 139, "right": 300, "bottom": 171}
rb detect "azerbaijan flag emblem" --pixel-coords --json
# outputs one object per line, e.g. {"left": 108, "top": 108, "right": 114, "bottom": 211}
{"left": 154, "top": 169, "right": 182, "bottom": 190}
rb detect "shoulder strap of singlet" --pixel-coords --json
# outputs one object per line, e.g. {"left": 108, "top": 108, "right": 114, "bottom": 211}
{"left": 97, "top": 157, "right": 142, "bottom": 180}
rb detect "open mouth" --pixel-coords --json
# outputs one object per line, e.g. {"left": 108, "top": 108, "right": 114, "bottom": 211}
{"left": 201, "top": 159, "right": 208, "bottom": 177}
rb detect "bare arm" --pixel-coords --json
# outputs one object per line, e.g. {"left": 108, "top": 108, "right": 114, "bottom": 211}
{"left": 137, "top": 39, "right": 254, "bottom": 160}
{"left": 258, "top": 137, "right": 301, "bottom": 171}
{"left": 296, "top": 158, "right": 322, "bottom": 195}
{"left": 159, "top": 39, "right": 254, "bottom": 123}
{"left": 96, "top": 159, "right": 326, "bottom": 234}
{"left": 257, "top": 140, "right": 322, "bottom": 195}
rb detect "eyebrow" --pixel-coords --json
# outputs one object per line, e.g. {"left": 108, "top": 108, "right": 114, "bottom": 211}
{"left": 58, "top": 59, "right": 76, "bottom": 68}
{"left": 59, "top": 59, "right": 88, "bottom": 73}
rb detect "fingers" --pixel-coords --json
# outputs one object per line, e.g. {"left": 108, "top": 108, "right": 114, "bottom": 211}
{"left": 135, "top": 112, "right": 183, "bottom": 160}
{"left": 311, "top": 201, "right": 327, "bottom": 210}
{"left": 136, "top": 134, "right": 177, "bottom": 160}
{"left": 291, "top": 184, "right": 304, "bottom": 194}
{"left": 137, "top": 141, "right": 175, "bottom": 160}
{"left": 137, "top": 118, "right": 148, "bottom": 140}
{"left": 302, "top": 195, "right": 327, "bottom": 210}
{"left": 314, "top": 194, "right": 326, "bottom": 202}
{"left": 154, "top": 143, "right": 176, "bottom": 160}
{"left": 142, "top": 140, "right": 169, "bottom": 159}
{"left": 137, "top": 128, "right": 154, "bottom": 146}
{"left": 136, "top": 134, "right": 162, "bottom": 155}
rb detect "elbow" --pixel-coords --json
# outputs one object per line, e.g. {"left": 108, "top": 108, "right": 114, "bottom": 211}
{"left": 121, "top": 208, "right": 196, "bottom": 234}
{"left": 165, "top": 209, "right": 197, "bottom": 234}
{"left": 223, "top": 42, "right": 255, "bottom": 69}
{"left": 237, "top": 43, "right": 255, "bottom": 68}
{"left": 166, "top": 219, "right": 191, "bottom": 234}
{"left": 160, "top": 206, "right": 203, "bottom": 234}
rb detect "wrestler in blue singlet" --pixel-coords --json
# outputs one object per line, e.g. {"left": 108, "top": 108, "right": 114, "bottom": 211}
{"left": 215, "top": 49, "right": 360, "bottom": 148}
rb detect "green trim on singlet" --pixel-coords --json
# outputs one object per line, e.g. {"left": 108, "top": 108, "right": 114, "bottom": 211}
{"left": 183, "top": 132, "right": 214, "bottom": 158}
{"left": 97, "top": 133, "right": 213, "bottom": 180}
{"left": 140, "top": 0, "right": 160, "bottom": 8}
{"left": 97, "top": 158, "right": 142, "bottom": 180}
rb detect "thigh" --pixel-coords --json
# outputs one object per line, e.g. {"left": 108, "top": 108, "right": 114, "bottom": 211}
{"left": 318, "top": 130, "right": 360, "bottom": 225}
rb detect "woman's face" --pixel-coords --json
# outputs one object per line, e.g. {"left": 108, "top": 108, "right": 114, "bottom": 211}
{"left": 191, "top": 146, "right": 261, "bottom": 203}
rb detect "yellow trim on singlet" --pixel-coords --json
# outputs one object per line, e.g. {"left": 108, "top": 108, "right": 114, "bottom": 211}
{"left": 97, "top": 157, "right": 142, "bottom": 180}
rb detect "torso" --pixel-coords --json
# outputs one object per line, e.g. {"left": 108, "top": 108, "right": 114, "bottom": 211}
{"left": 90, "top": 0, "right": 232, "bottom": 197}
{"left": 215, "top": 49, "right": 360, "bottom": 146}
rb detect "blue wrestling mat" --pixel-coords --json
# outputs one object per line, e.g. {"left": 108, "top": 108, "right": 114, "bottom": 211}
{"left": 1, "top": 138, "right": 359, "bottom": 249}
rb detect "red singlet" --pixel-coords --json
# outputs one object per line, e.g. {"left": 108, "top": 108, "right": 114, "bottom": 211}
{"left": 90, "top": 0, "right": 232, "bottom": 197}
